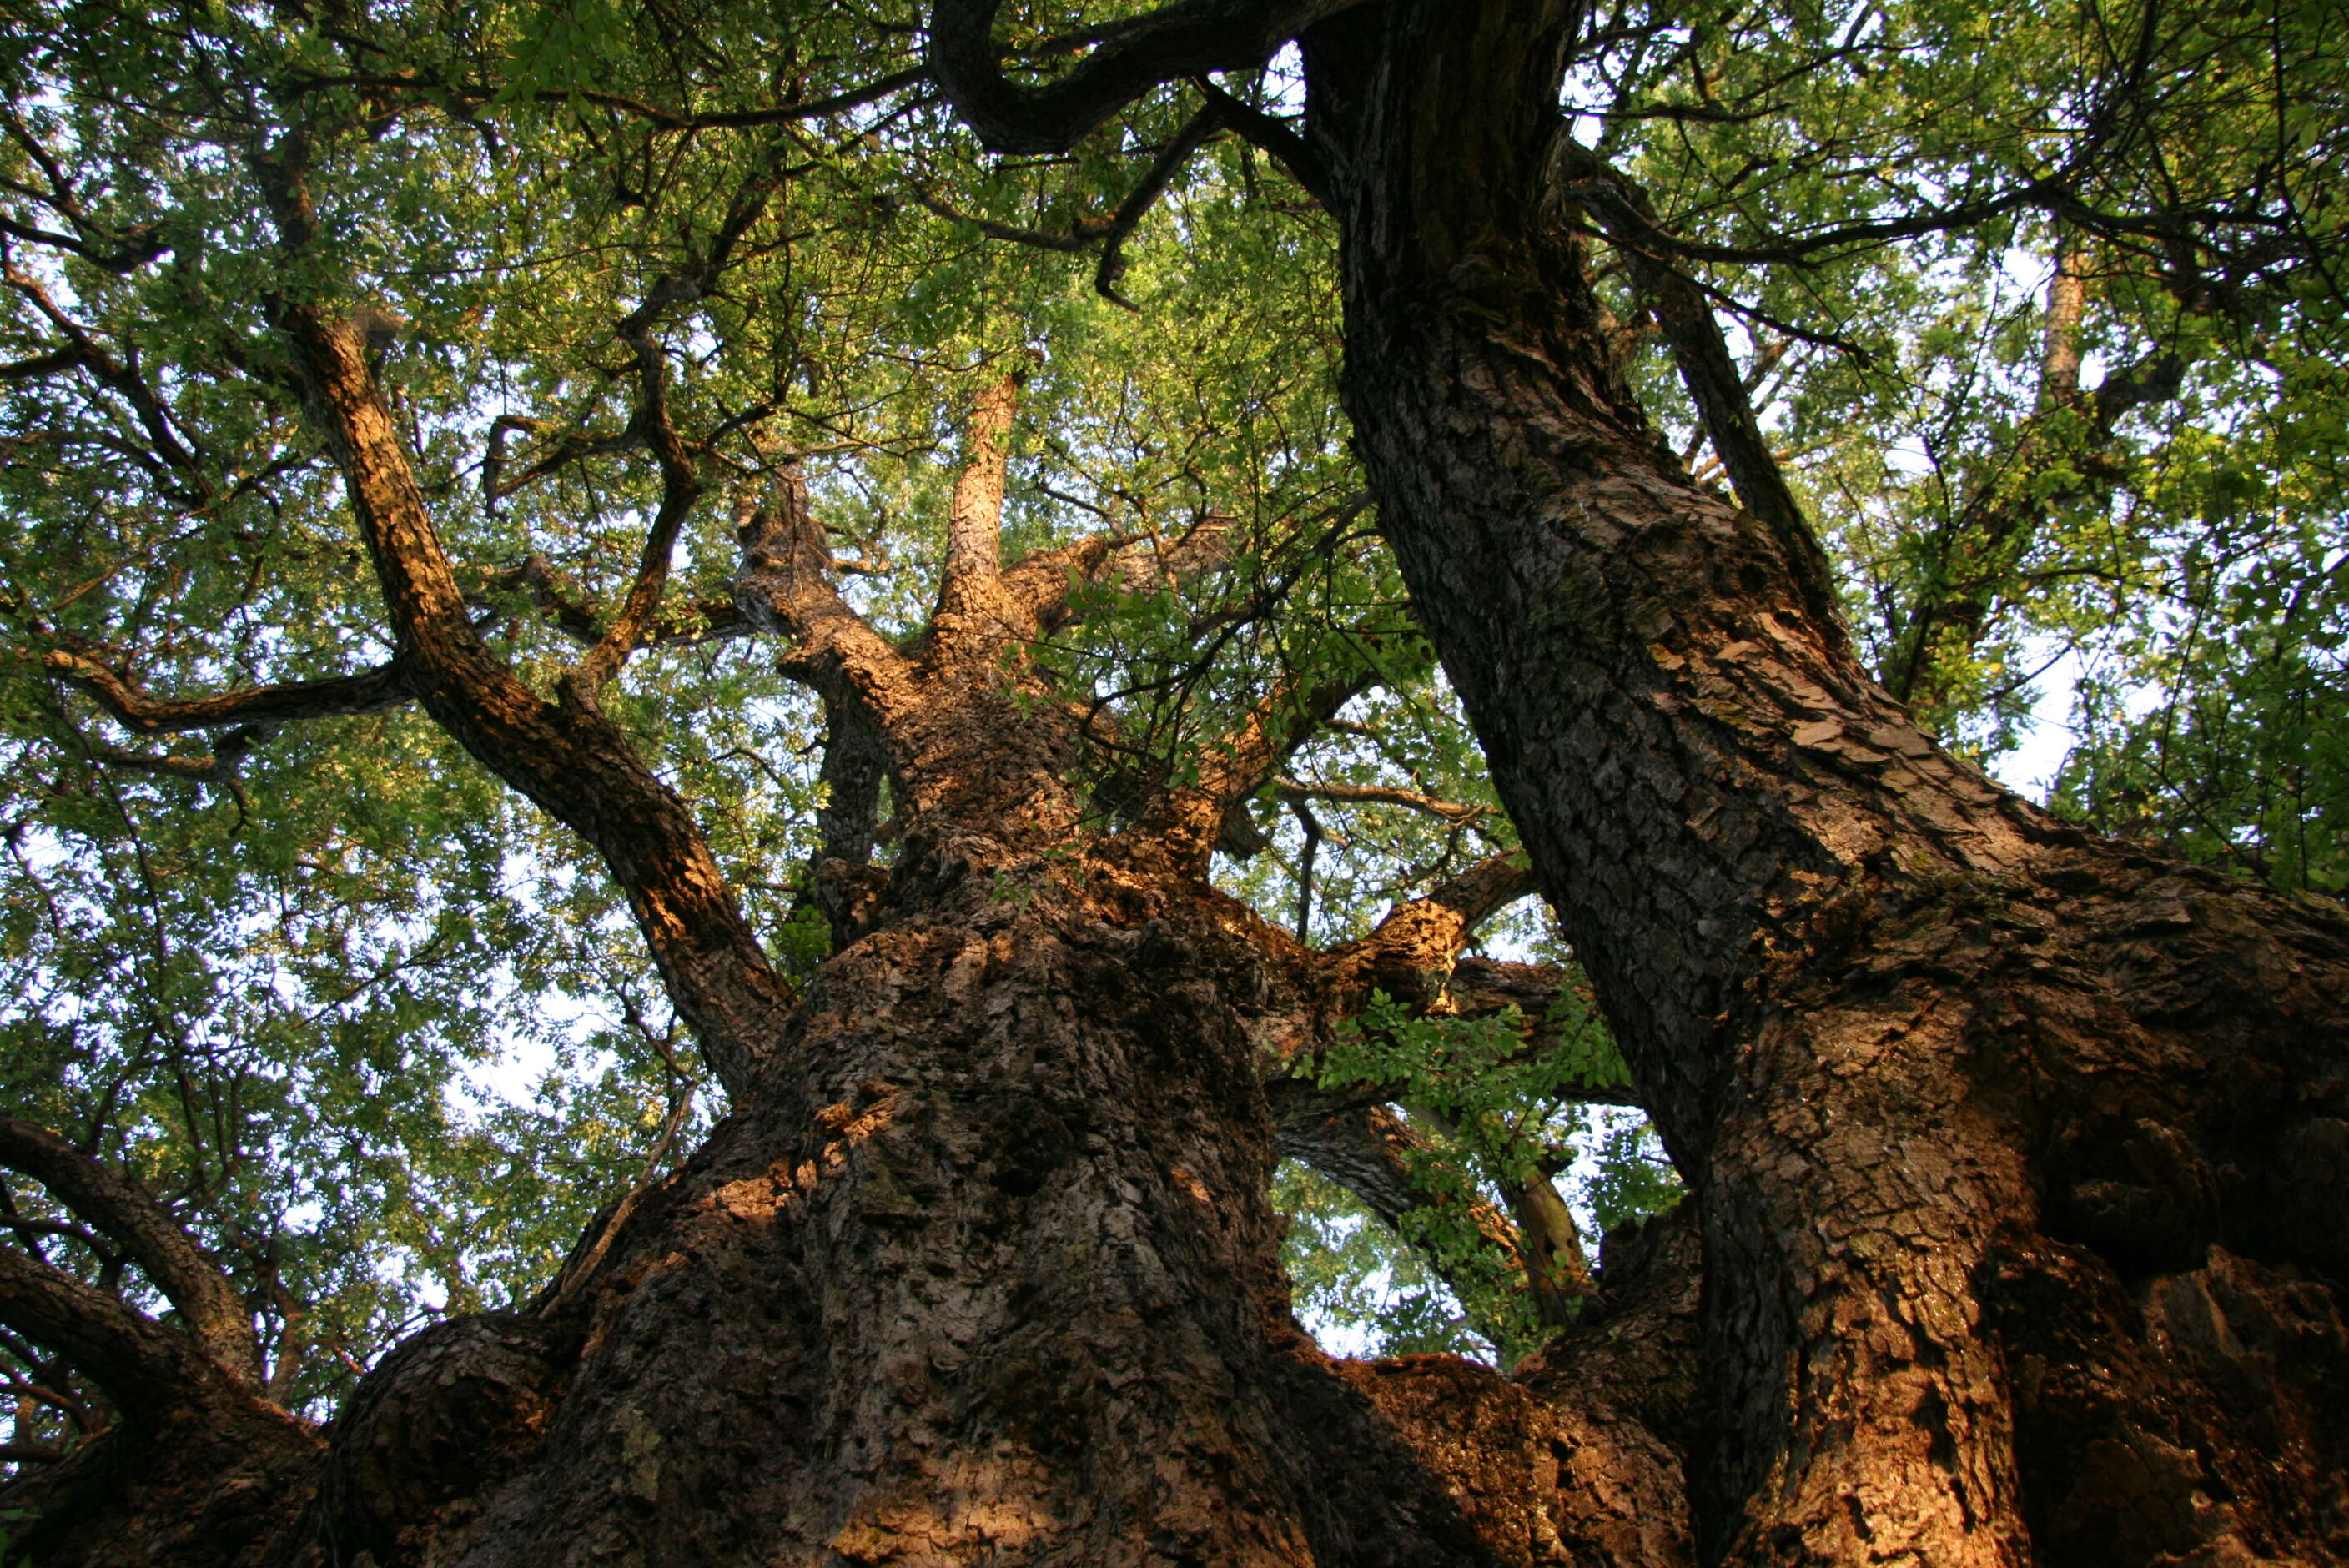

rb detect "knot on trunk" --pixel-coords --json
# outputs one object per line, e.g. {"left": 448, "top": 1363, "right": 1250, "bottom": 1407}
{"left": 2050, "top": 1118, "right": 2222, "bottom": 1276}
{"left": 308, "top": 1314, "right": 574, "bottom": 1566}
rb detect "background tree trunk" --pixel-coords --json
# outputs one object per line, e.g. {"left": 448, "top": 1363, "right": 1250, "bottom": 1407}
{"left": 1304, "top": 4, "right": 2349, "bottom": 1564}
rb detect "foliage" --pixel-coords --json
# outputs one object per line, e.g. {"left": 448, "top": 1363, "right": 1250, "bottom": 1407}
{"left": 1282, "top": 980, "right": 1671, "bottom": 1364}
{"left": 0, "top": 0, "right": 2336, "bottom": 1465}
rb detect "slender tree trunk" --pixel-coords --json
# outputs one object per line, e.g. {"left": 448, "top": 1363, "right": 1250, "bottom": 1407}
{"left": 1304, "top": 5, "right": 2349, "bottom": 1564}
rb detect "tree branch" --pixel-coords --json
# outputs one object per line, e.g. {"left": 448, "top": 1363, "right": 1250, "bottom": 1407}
{"left": 1002, "top": 506, "right": 1244, "bottom": 638}
{"left": 732, "top": 461, "right": 913, "bottom": 711}
{"left": 1143, "top": 666, "right": 1375, "bottom": 865}
{"left": 473, "top": 555, "right": 751, "bottom": 651}
{"left": 45, "top": 650, "right": 414, "bottom": 736}
{"left": 1549, "top": 138, "right": 1844, "bottom": 644}
{"left": 0, "top": 258, "right": 204, "bottom": 485}
{"left": 253, "top": 136, "right": 792, "bottom": 1098}
{"left": 0, "top": 1243, "right": 243, "bottom": 1423}
{"left": 926, "top": 0, "right": 1364, "bottom": 155}
{"left": 1094, "top": 100, "right": 1229, "bottom": 308}
{"left": 570, "top": 147, "right": 795, "bottom": 693}
{"left": 1270, "top": 1095, "right": 1582, "bottom": 1331}
{"left": 285, "top": 63, "right": 930, "bottom": 135}
{"left": 571, "top": 315, "right": 706, "bottom": 692}
{"left": 905, "top": 185, "right": 1111, "bottom": 252}
{"left": 1273, "top": 774, "right": 1490, "bottom": 825}
{"left": 932, "top": 368, "right": 1025, "bottom": 661}
{"left": 1883, "top": 239, "right": 2191, "bottom": 714}
{"left": 1191, "top": 77, "right": 1333, "bottom": 204}
{"left": 1319, "top": 852, "right": 1539, "bottom": 1009}
{"left": 0, "top": 1118, "right": 256, "bottom": 1387}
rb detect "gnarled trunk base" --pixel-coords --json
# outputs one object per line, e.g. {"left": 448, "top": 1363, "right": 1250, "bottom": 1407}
{"left": 276, "top": 843, "right": 1697, "bottom": 1568}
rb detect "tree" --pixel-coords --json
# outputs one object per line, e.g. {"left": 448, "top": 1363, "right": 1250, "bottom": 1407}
{"left": 932, "top": 1, "right": 2349, "bottom": 1561}
{"left": 0, "top": 2, "right": 2344, "bottom": 1567}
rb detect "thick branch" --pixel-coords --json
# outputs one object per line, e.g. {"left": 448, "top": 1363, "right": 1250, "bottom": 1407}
{"left": 1003, "top": 507, "right": 1242, "bottom": 638}
{"left": 1205, "top": 668, "right": 1373, "bottom": 804}
{"left": 1551, "top": 138, "right": 1842, "bottom": 641}
{"left": 733, "top": 463, "right": 913, "bottom": 711}
{"left": 2040, "top": 234, "right": 2086, "bottom": 408}
{"left": 1274, "top": 1094, "right": 1443, "bottom": 1230}
{"left": 45, "top": 650, "right": 413, "bottom": 736}
{"left": 932, "top": 369, "right": 1024, "bottom": 661}
{"left": 805, "top": 695, "right": 894, "bottom": 949}
{"left": 0, "top": 1244, "right": 241, "bottom": 1423}
{"left": 1192, "top": 77, "right": 1334, "bottom": 204}
{"left": 1320, "top": 852, "right": 1539, "bottom": 1008}
{"left": 0, "top": 1118, "right": 254, "bottom": 1385}
{"left": 815, "top": 697, "right": 893, "bottom": 869}
{"left": 1271, "top": 1096, "right": 1589, "bottom": 1332}
{"left": 1502, "top": 1166, "right": 1593, "bottom": 1322}
{"left": 926, "top": 0, "right": 1361, "bottom": 155}
{"left": 1143, "top": 667, "right": 1374, "bottom": 866}
{"left": 254, "top": 143, "right": 791, "bottom": 1097}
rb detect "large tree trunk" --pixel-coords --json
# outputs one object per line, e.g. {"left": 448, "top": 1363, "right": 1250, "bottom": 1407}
{"left": 306, "top": 833, "right": 1488, "bottom": 1566}
{"left": 1302, "top": 5, "right": 2349, "bottom": 1564}
{"left": 10, "top": 817, "right": 1698, "bottom": 1568}
{"left": 0, "top": 253, "right": 1704, "bottom": 1567}
{"left": 284, "top": 821, "right": 1715, "bottom": 1568}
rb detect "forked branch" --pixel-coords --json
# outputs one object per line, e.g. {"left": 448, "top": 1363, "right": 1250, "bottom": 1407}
{"left": 733, "top": 463, "right": 913, "bottom": 712}
{"left": 1548, "top": 138, "right": 1842, "bottom": 641}
{"left": 0, "top": 1244, "right": 245, "bottom": 1423}
{"left": 253, "top": 137, "right": 792, "bottom": 1096}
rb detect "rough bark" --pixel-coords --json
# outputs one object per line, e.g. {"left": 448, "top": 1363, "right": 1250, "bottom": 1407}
{"left": 284, "top": 838, "right": 1504, "bottom": 1566}
{"left": 1299, "top": 4, "right": 2349, "bottom": 1563}
{"left": 269, "top": 822, "right": 1693, "bottom": 1566}
{"left": 15, "top": 8, "right": 2337, "bottom": 1559}
{"left": 0, "top": 1244, "right": 319, "bottom": 1567}
{"left": 250, "top": 145, "right": 795, "bottom": 1098}
{"left": 0, "top": 222, "right": 1708, "bottom": 1564}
